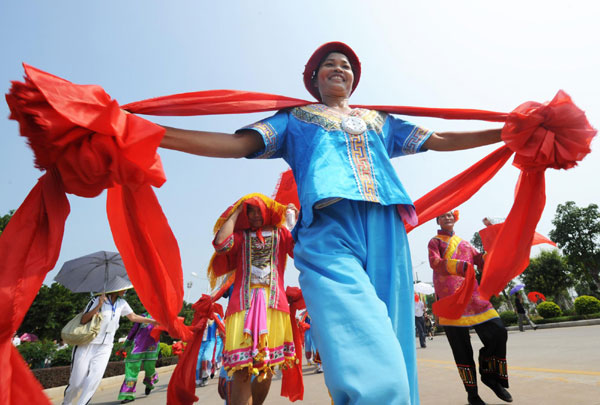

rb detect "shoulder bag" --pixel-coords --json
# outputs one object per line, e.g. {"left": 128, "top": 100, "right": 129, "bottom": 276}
{"left": 61, "top": 298, "right": 103, "bottom": 346}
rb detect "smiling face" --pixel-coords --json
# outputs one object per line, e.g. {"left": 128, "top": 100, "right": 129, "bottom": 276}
{"left": 246, "top": 204, "right": 264, "bottom": 229}
{"left": 437, "top": 211, "right": 456, "bottom": 233}
{"left": 314, "top": 52, "right": 354, "bottom": 101}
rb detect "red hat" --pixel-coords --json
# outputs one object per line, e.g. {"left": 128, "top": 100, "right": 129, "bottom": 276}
{"left": 303, "top": 41, "right": 361, "bottom": 101}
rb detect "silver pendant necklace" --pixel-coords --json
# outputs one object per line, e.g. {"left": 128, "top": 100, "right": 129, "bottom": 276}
{"left": 341, "top": 115, "right": 367, "bottom": 135}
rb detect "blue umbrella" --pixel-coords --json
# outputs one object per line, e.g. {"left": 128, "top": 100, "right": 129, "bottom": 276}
{"left": 509, "top": 284, "right": 525, "bottom": 295}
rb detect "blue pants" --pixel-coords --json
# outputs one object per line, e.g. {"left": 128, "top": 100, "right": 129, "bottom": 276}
{"left": 294, "top": 200, "right": 418, "bottom": 404}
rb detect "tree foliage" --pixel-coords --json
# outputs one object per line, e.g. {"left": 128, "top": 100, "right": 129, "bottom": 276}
{"left": 470, "top": 232, "right": 483, "bottom": 252}
{"left": 537, "top": 301, "right": 562, "bottom": 318}
{"left": 520, "top": 250, "right": 573, "bottom": 302}
{"left": 19, "top": 283, "right": 90, "bottom": 342}
{"left": 549, "top": 201, "right": 600, "bottom": 295}
{"left": 0, "top": 209, "right": 15, "bottom": 236}
{"left": 573, "top": 295, "right": 600, "bottom": 315}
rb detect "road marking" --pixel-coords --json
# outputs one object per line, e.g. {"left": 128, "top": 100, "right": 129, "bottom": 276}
{"left": 418, "top": 359, "right": 600, "bottom": 376}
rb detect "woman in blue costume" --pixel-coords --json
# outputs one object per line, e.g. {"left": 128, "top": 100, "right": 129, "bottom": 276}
{"left": 299, "top": 310, "right": 322, "bottom": 373}
{"left": 158, "top": 42, "right": 503, "bottom": 404}
{"left": 196, "top": 314, "right": 224, "bottom": 387}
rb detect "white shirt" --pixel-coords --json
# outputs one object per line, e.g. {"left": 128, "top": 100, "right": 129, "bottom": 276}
{"left": 414, "top": 301, "right": 425, "bottom": 318}
{"left": 87, "top": 296, "right": 133, "bottom": 345}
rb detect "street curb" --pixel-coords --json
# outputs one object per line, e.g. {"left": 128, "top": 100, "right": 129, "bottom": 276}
{"left": 505, "top": 317, "right": 600, "bottom": 331}
{"left": 431, "top": 317, "right": 600, "bottom": 336}
{"left": 43, "top": 364, "right": 177, "bottom": 402}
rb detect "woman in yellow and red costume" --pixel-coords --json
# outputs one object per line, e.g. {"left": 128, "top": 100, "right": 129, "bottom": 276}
{"left": 209, "top": 193, "right": 298, "bottom": 405}
{"left": 428, "top": 211, "right": 511, "bottom": 405}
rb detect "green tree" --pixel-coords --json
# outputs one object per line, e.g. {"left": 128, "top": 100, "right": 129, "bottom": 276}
{"left": 520, "top": 250, "right": 573, "bottom": 306}
{"left": 19, "top": 283, "right": 90, "bottom": 341}
{"left": 0, "top": 209, "right": 15, "bottom": 236}
{"left": 179, "top": 301, "right": 195, "bottom": 326}
{"left": 549, "top": 202, "right": 600, "bottom": 296}
{"left": 470, "top": 232, "right": 483, "bottom": 252}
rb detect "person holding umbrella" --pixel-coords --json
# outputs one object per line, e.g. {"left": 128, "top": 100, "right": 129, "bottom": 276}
{"left": 62, "top": 277, "right": 158, "bottom": 405}
{"left": 514, "top": 293, "right": 537, "bottom": 332}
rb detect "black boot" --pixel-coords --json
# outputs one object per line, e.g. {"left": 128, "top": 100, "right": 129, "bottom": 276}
{"left": 481, "top": 378, "right": 513, "bottom": 403}
{"left": 467, "top": 392, "right": 487, "bottom": 405}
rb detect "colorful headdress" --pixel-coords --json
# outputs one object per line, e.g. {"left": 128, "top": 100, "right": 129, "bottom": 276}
{"left": 207, "top": 193, "right": 287, "bottom": 289}
{"left": 436, "top": 209, "right": 460, "bottom": 224}
{"left": 303, "top": 41, "right": 361, "bottom": 101}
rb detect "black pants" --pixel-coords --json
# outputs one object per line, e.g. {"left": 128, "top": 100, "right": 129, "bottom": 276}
{"left": 443, "top": 318, "right": 508, "bottom": 393}
{"left": 415, "top": 316, "right": 426, "bottom": 347}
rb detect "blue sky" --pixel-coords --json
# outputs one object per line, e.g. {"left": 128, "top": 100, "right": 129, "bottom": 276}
{"left": 1, "top": 1, "right": 598, "bottom": 302}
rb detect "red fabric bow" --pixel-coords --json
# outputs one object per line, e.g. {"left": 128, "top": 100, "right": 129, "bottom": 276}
{"left": 2, "top": 64, "right": 188, "bottom": 404}
{"left": 2, "top": 64, "right": 595, "bottom": 403}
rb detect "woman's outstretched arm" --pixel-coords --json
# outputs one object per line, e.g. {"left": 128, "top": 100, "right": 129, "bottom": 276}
{"left": 160, "top": 126, "right": 264, "bottom": 158}
{"left": 423, "top": 128, "right": 502, "bottom": 151}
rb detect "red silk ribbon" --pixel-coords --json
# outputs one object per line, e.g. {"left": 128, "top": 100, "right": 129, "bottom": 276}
{"left": 2, "top": 64, "right": 595, "bottom": 403}
{"left": 167, "top": 280, "right": 230, "bottom": 405}
{"left": 281, "top": 287, "right": 306, "bottom": 402}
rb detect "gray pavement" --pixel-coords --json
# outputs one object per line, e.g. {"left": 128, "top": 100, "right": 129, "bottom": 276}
{"left": 47, "top": 324, "right": 600, "bottom": 404}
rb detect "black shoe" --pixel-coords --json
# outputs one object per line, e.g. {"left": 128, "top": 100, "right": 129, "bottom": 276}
{"left": 121, "top": 399, "right": 134, "bottom": 404}
{"left": 533, "top": 326, "right": 538, "bottom": 330}
{"left": 467, "top": 393, "right": 487, "bottom": 405}
{"left": 145, "top": 386, "right": 152, "bottom": 395}
{"left": 482, "top": 379, "right": 513, "bottom": 402}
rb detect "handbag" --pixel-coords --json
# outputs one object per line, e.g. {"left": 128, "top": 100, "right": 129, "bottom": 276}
{"left": 61, "top": 299, "right": 103, "bottom": 346}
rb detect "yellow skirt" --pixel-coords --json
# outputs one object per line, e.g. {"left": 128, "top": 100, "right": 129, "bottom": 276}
{"left": 223, "top": 286, "right": 296, "bottom": 378}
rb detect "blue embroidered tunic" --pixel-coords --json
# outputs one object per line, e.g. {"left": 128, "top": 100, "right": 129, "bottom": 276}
{"left": 240, "top": 104, "right": 432, "bottom": 227}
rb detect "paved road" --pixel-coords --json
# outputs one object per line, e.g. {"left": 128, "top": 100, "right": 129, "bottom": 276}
{"left": 49, "top": 325, "right": 600, "bottom": 404}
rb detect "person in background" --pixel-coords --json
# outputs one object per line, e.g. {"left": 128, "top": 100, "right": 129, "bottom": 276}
{"left": 196, "top": 313, "right": 224, "bottom": 387}
{"left": 299, "top": 310, "right": 323, "bottom": 373}
{"left": 414, "top": 294, "right": 427, "bottom": 348}
{"left": 117, "top": 313, "right": 161, "bottom": 404}
{"left": 62, "top": 281, "right": 157, "bottom": 405}
{"left": 515, "top": 293, "right": 537, "bottom": 332}
{"left": 424, "top": 312, "right": 435, "bottom": 340}
{"left": 429, "top": 211, "right": 512, "bottom": 405}
{"left": 211, "top": 194, "right": 298, "bottom": 405}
